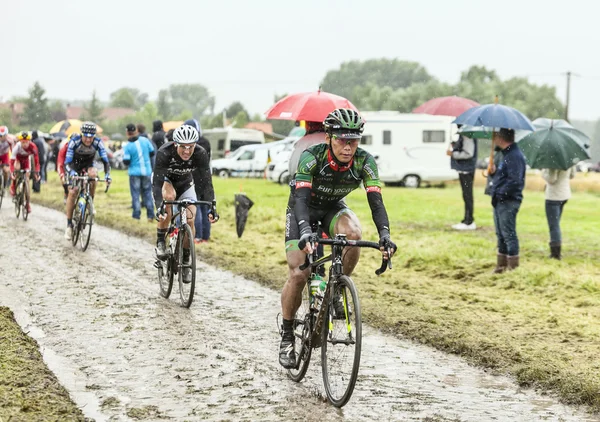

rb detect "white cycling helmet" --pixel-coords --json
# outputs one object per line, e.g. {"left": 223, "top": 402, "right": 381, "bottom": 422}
{"left": 173, "top": 124, "right": 199, "bottom": 144}
{"left": 0, "top": 126, "right": 8, "bottom": 136}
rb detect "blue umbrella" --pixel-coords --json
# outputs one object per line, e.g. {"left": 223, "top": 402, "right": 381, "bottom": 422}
{"left": 453, "top": 103, "right": 535, "bottom": 131}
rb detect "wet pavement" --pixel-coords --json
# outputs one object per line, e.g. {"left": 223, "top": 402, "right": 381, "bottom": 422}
{"left": 0, "top": 205, "right": 596, "bottom": 421}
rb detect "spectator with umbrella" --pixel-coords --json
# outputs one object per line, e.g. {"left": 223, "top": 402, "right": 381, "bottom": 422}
{"left": 447, "top": 124, "right": 478, "bottom": 230}
{"left": 518, "top": 118, "right": 591, "bottom": 260}
{"left": 454, "top": 100, "right": 535, "bottom": 273}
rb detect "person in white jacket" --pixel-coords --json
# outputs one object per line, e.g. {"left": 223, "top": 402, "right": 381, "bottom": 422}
{"left": 541, "top": 166, "right": 576, "bottom": 259}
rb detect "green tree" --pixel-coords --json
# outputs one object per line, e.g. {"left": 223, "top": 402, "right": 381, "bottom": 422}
{"left": 22, "top": 81, "right": 51, "bottom": 127}
{"left": 83, "top": 90, "right": 104, "bottom": 123}
{"left": 168, "top": 84, "right": 215, "bottom": 117}
{"left": 232, "top": 110, "right": 249, "bottom": 128}
{"left": 157, "top": 89, "right": 171, "bottom": 120}
{"left": 225, "top": 101, "right": 248, "bottom": 119}
{"left": 49, "top": 100, "right": 66, "bottom": 122}
{"left": 0, "top": 108, "right": 13, "bottom": 125}
{"left": 109, "top": 87, "right": 148, "bottom": 110}
{"left": 321, "top": 59, "right": 432, "bottom": 102}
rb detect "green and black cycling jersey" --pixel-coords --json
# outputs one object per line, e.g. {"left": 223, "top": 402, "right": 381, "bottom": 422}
{"left": 292, "top": 143, "right": 391, "bottom": 238}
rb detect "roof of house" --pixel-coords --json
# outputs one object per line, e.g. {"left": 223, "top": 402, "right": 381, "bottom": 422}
{"left": 244, "top": 122, "right": 273, "bottom": 134}
{"left": 66, "top": 106, "right": 136, "bottom": 121}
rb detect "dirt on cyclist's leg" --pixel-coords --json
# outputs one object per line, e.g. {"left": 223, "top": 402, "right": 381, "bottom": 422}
{"left": 281, "top": 250, "right": 310, "bottom": 321}
{"left": 334, "top": 213, "right": 363, "bottom": 276}
{"left": 65, "top": 185, "right": 79, "bottom": 221}
{"left": 87, "top": 167, "right": 98, "bottom": 199}
{"left": 185, "top": 205, "right": 196, "bottom": 249}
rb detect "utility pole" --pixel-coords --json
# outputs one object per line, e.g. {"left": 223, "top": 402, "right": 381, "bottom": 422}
{"left": 565, "top": 71, "right": 571, "bottom": 122}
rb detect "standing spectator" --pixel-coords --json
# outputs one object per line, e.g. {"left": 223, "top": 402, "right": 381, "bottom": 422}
{"left": 541, "top": 166, "right": 576, "bottom": 260}
{"left": 152, "top": 120, "right": 166, "bottom": 149}
{"left": 136, "top": 123, "right": 148, "bottom": 138}
{"left": 490, "top": 128, "right": 526, "bottom": 273}
{"left": 184, "top": 119, "right": 213, "bottom": 244}
{"left": 123, "top": 123, "right": 155, "bottom": 221}
{"left": 31, "top": 130, "right": 46, "bottom": 192}
{"left": 447, "top": 128, "right": 478, "bottom": 230}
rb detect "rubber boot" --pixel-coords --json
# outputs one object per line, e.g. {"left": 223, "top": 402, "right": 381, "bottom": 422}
{"left": 507, "top": 255, "right": 519, "bottom": 271}
{"left": 493, "top": 254, "right": 508, "bottom": 274}
{"left": 549, "top": 242, "right": 561, "bottom": 260}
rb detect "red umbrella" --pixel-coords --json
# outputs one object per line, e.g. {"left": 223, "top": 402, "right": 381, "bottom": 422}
{"left": 413, "top": 96, "right": 479, "bottom": 117}
{"left": 265, "top": 90, "right": 359, "bottom": 122}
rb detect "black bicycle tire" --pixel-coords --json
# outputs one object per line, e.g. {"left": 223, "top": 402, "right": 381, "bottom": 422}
{"left": 21, "top": 178, "right": 28, "bottom": 221}
{"left": 0, "top": 173, "right": 4, "bottom": 210}
{"left": 158, "top": 230, "right": 175, "bottom": 298}
{"left": 72, "top": 198, "right": 81, "bottom": 246}
{"left": 158, "top": 254, "right": 174, "bottom": 298}
{"left": 321, "top": 275, "right": 362, "bottom": 408}
{"left": 287, "top": 282, "right": 313, "bottom": 383}
{"left": 178, "top": 224, "right": 195, "bottom": 308}
{"left": 14, "top": 179, "right": 22, "bottom": 218}
{"left": 79, "top": 199, "right": 93, "bottom": 251}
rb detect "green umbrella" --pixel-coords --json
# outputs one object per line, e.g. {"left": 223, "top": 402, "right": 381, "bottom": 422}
{"left": 518, "top": 118, "right": 590, "bottom": 170}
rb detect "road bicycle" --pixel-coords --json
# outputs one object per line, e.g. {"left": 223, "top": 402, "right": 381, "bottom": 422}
{"left": 155, "top": 199, "right": 216, "bottom": 308}
{"left": 13, "top": 170, "right": 30, "bottom": 220}
{"left": 70, "top": 175, "right": 110, "bottom": 251}
{"left": 286, "top": 231, "right": 392, "bottom": 407}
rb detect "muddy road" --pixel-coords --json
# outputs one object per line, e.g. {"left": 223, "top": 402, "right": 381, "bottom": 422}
{"left": 0, "top": 205, "right": 595, "bottom": 421}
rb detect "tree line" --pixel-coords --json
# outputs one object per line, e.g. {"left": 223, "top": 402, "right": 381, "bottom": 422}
{"left": 4, "top": 58, "right": 598, "bottom": 161}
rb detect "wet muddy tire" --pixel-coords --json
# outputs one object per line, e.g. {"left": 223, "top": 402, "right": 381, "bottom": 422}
{"left": 321, "top": 275, "right": 362, "bottom": 408}
{"left": 14, "top": 182, "right": 22, "bottom": 219}
{"left": 178, "top": 224, "right": 196, "bottom": 308}
{"left": 72, "top": 207, "right": 81, "bottom": 247}
{"left": 79, "top": 200, "right": 93, "bottom": 252}
{"left": 0, "top": 174, "right": 4, "bottom": 210}
{"left": 158, "top": 255, "right": 174, "bottom": 299}
{"left": 21, "top": 182, "right": 28, "bottom": 221}
{"left": 287, "top": 283, "right": 313, "bottom": 382}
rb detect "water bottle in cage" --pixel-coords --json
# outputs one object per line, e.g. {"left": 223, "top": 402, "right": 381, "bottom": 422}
{"left": 309, "top": 273, "right": 327, "bottom": 311}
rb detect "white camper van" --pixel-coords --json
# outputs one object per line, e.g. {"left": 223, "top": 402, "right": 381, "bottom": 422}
{"left": 360, "top": 111, "right": 459, "bottom": 187}
{"left": 211, "top": 139, "right": 293, "bottom": 178}
{"left": 203, "top": 128, "right": 265, "bottom": 159}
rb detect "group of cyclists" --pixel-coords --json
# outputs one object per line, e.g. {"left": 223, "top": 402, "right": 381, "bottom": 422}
{"left": 1, "top": 107, "right": 398, "bottom": 370}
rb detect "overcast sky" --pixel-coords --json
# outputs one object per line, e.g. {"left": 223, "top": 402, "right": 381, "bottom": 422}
{"left": 3, "top": 0, "right": 599, "bottom": 120}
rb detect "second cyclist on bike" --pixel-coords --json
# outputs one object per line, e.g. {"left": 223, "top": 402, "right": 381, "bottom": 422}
{"left": 63, "top": 122, "right": 111, "bottom": 240}
{"left": 279, "top": 108, "right": 398, "bottom": 369}
{"left": 152, "top": 124, "right": 217, "bottom": 283}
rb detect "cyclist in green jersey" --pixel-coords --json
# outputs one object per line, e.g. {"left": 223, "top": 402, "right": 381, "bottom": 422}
{"left": 279, "top": 108, "right": 397, "bottom": 369}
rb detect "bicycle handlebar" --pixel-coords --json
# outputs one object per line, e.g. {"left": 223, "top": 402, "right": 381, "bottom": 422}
{"left": 299, "top": 236, "right": 392, "bottom": 276}
{"left": 70, "top": 176, "right": 111, "bottom": 193}
{"left": 162, "top": 199, "right": 215, "bottom": 206}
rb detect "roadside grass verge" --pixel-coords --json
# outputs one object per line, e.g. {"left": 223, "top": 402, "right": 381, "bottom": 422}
{"left": 23, "top": 170, "right": 600, "bottom": 413}
{"left": 0, "top": 307, "right": 86, "bottom": 421}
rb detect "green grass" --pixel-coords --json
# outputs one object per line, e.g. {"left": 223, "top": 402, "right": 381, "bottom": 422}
{"left": 18, "top": 170, "right": 600, "bottom": 413}
{"left": 0, "top": 307, "right": 86, "bottom": 421}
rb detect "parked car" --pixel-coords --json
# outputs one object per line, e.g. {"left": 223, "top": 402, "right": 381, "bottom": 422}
{"left": 588, "top": 161, "right": 600, "bottom": 172}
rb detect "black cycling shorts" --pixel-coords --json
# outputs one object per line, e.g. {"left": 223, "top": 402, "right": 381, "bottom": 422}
{"left": 284, "top": 191, "right": 356, "bottom": 252}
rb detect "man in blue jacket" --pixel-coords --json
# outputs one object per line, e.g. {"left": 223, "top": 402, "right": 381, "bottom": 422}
{"left": 489, "top": 128, "right": 526, "bottom": 272}
{"left": 123, "top": 123, "right": 155, "bottom": 221}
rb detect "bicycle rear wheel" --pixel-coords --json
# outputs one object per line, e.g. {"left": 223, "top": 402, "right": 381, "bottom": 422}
{"left": 177, "top": 224, "right": 196, "bottom": 308}
{"left": 79, "top": 198, "right": 93, "bottom": 251}
{"left": 287, "top": 282, "right": 313, "bottom": 382}
{"left": 321, "top": 275, "right": 362, "bottom": 408}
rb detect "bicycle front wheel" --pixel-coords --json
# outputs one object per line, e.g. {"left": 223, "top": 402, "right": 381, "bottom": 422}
{"left": 14, "top": 181, "right": 22, "bottom": 218}
{"left": 177, "top": 224, "right": 196, "bottom": 308}
{"left": 0, "top": 173, "right": 4, "bottom": 210}
{"left": 21, "top": 179, "right": 29, "bottom": 221}
{"left": 287, "top": 282, "right": 313, "bottom": 382}
{"left": 79, "top": 199, "right": 93, "bottom": 251}
{"left": 321, "top": 275, "right": 362, "bottom": 408}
